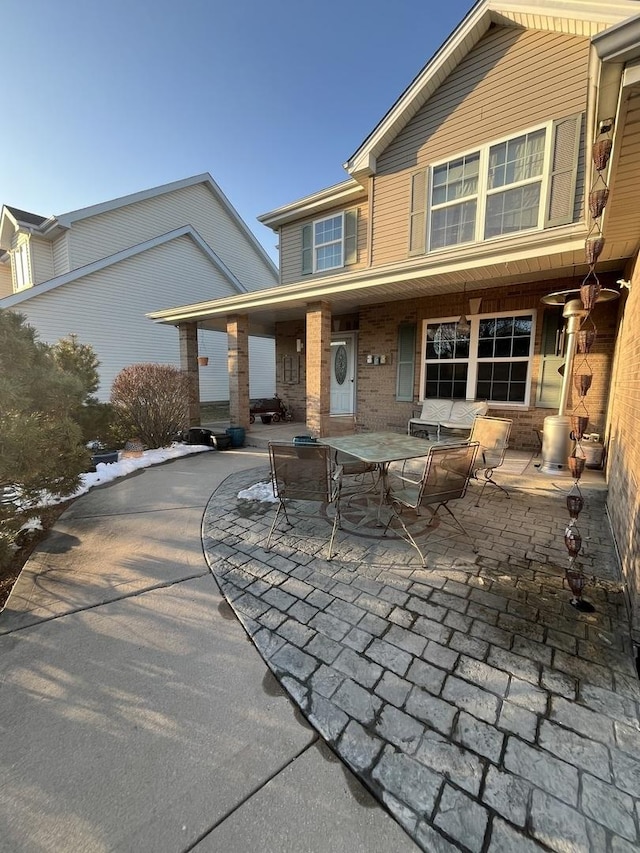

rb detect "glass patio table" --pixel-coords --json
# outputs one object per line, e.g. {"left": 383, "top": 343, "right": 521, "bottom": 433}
{"left": 320, "top": 431, "right": 438, "bottom": 525}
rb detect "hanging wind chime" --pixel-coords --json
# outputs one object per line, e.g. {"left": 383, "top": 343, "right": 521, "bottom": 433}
{"left": 562, "top": 120, "right": 613, "bottom": 612}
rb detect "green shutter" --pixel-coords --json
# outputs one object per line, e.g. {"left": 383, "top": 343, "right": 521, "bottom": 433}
{"left": 396, "top": 323, "right": 416, "bottom": 401}
{"left": 302, "top": 223, "right": 313, "bottom": 275}
{"left": 545, "top": 113, "right": 582, "bottom": 228}
{"left": 344, "top": 209, "right": 358, "bottom": 265}
{"left": 536, "top": 309, "right": 564, "bottom": 407}
{"left": 409, "top": 170, "right": 427, "bottom": 255}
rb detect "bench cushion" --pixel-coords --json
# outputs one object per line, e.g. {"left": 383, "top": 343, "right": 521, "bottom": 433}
{"left": 440, "top": 400, "right": 488, "bottom": 429}
{"left": 414, "top": 399, "right": 454, "bottom": 424}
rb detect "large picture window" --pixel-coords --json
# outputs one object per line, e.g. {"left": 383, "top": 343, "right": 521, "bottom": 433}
{"left": 422, "top": 311, "right": 534, "bottom": 405}
{"left": 429, "top": 125, "right": 549, "bottom": 250}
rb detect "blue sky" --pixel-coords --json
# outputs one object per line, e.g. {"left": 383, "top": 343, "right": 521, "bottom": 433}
{"left": 3, "top": 0, "right": 474, "bottom": 262}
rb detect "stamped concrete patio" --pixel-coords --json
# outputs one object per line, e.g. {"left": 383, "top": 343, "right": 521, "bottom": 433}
{"left": 203, "top": 445, "right": 639, "bottom": 852}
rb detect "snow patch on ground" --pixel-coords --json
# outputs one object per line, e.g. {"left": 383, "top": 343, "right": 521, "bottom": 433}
{"left": 237, "top": 481, "right": 277, "bottom": 502}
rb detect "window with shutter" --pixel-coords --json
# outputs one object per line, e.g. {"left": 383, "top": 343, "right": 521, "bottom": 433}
{"left": 301, "top": 209, "right": 359, "bottom": 274}
{"left": 409, "top": 171, "right": 427, "bottom": 255}
{"left": 421, "top": 115, "right": 583, "bottom": 254}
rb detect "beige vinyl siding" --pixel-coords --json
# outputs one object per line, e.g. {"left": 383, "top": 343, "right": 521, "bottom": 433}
{"left": 0, "top": 259, "right": 12, "bottom": 297}
{"left": 29, "top": 237, "right": 55, "bottom": 285}
{"left": 15, "top": 235, "right": 270, "bottom": 402}
{"left": 52, "top": 233, "right": 70, "bottom": 276}
{"left": 279, "top": 202, "right": 369, "bottom": 284}
{"left": 68, "top": 183, "right": 278, "bottom": 292}
{"left": 372, "top": 26, "right": 590, "bottom": 266}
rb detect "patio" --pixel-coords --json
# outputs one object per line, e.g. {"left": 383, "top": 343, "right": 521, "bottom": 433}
{"left": 202, "top": 431, "right": 639, "bottom": 852}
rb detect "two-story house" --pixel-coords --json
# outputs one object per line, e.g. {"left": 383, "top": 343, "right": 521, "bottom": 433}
{"left": 148, "top": 0, "right": 640, "bottom": 637}
{"left": 0, "top": 174, "right": 279, "bottom": 404}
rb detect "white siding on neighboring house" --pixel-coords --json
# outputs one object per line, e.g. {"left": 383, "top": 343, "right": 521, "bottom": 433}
{"left": 196, "top": 333, "right": 276, "bottom": 401}
{"left": 13, "top": 234, "right": 257, "bottom": 401}
{"left": 30, "top": 237, "right": 55, "bottom": 285}
{"left": 52, "top": 234, "right": 70, "bottom": 276}
{"left": 68, "top": 183, "right": 278, "bottom": 293}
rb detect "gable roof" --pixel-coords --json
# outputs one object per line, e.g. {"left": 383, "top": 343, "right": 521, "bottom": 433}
{"left": 5, "top": 207, "right": 47, "bottom": 227}
{"left": 0, "top": 225, "right": 248, "bottom": 310}
{"left": 47, "top": 173, "right": 276, "bottom": 275}
{"left": 345, "top": 0, "right": 640, "bottom": 181}
{"left": 0, "top": 174, "right": 277, "bottom": 276}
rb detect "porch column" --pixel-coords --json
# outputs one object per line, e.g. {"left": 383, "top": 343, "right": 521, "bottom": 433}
{"left": 227, "top": 313, "right": 250, "bottom": 429}
{"left": 178, "top": 321, "right": 200, "bottom": 426}
{"left": 306, "top": 301, "right": 332, "bottom": 436}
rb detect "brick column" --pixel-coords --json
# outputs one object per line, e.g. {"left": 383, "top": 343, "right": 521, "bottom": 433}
{"left": 227, "top": 314, "right": 250, "bottom": 429}
{"left": 178, "top": 321, "right": 200, "bottom": 426}
{"left": 306, "top": 301, "right": 332, "bottom": 436}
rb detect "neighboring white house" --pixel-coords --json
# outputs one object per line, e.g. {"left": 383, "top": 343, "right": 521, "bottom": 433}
{"left": 0, "top": 174, "right": 279, "bottom": 401}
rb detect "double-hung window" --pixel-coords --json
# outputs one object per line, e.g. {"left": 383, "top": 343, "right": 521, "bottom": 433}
{"left": 410, "top": 114, "right": 582, "bottom": 255}
{"left": 301, "top": 209, "right": 358, "bottom": 275}
{"left": 314, "top": 214, "right": 343, "bottom": 271}
{"left": 422, "top": 310, "right": 534, "bottom": 406}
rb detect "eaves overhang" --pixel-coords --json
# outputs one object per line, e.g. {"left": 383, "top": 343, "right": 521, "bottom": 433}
{"left": 148, "top": 223, "right": 616, "bottom": 335}
{"left": 258, "top": 180, "right": 367, "bottom": 231}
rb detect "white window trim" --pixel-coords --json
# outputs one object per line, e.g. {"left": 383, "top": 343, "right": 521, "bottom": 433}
{"left": 428, "top": 121, "right": 552, "bottom": 253}
{"left": 313, "top": 212, "right": 345, "bottom": 273}
{"left": 419, "top": 309, "right": 537, "bottom": 408}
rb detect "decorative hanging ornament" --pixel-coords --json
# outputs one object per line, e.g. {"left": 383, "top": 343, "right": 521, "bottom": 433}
{"left": 585, "top": 236, "right": 605, "bottom": 265}
{"left": 566, "top": 491, "right": 584, "bottom": 521}
{"left": 580, "top": 277, "right": 602, "bottom": 312}
{"left": 588, "top": 187, "right": 609, "bottom": 218}
{"left": 573, "top": 374, "right": 593, "bottom": 397}
{"left": 570, "top": 415, "right": 589, "bottom": 441}
{"left": 568, "top": 455, "right": 586, "bottom": 480}
{"left": 564, "top": 523, "right": 582, "bottom": 557}
{"left": 576, "top": 329, "right": 596, "bottom": 354}
{"left": 592, "top": 138, "right": 612, "bottom": 171}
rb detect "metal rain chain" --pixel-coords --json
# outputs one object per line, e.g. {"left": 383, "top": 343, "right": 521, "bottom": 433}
{"left": 563, "top": 121, "right": 613, "bottom": 613}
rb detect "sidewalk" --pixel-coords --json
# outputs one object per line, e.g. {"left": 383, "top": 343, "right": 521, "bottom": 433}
{"left": 0, "top": 449, "right": 419, "bottom": 853}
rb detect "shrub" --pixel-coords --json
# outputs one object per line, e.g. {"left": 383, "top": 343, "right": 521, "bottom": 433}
{"left": 110, "top": 363, "right": 190, "bottom": 449}
{"left": 0, "top": 311, "right": 90, "bottom": 567}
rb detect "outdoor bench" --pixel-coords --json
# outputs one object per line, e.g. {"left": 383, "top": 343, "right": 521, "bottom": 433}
{"left": 408, "top": 399, "right": 488, "bottom": 440}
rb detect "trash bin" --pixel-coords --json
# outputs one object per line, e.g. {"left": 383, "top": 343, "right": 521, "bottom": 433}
{"left": 226, "top": 426, "right": 245, "bottom": 447}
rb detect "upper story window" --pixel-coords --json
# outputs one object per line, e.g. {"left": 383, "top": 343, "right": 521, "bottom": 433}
{"left": 302, "top": 209, "right": 358, "bottom": 275}
{"left": 421, "top": 310, "right": 535, "bottom": 406}
{"left": 315, "top": 214, "right": 343, "bottom": 271}
{"left": 13, "top": 242, "right": 31, "bottom": 290}
{"left": 409, "top": 114, "right": 582, "bottom": 256}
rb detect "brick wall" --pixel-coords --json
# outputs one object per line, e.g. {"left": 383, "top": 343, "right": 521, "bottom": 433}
{"left": 606, "top": 260, "right": 640, "bottom": 642}
{"left": 274, "top": 275, "right": 620, "bottom": 451}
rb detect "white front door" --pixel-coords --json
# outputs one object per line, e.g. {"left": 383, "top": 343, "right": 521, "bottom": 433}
{"left": 330, "top": 333, "right": 355, "bottom": 415}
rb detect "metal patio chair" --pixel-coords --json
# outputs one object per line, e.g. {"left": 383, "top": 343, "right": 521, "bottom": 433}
{"left": 467, "top": 416, "right": 512, "bottom": 505}
{"left": 267, "top": 442, "right": 343, "bottom": 559}
{"left": 384, "top": 442, "right": 479, "bottom": 566}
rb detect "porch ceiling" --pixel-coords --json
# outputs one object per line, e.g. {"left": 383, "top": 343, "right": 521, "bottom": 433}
{"left": 152, "top": 232, "right": 628, "bottom": 337}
